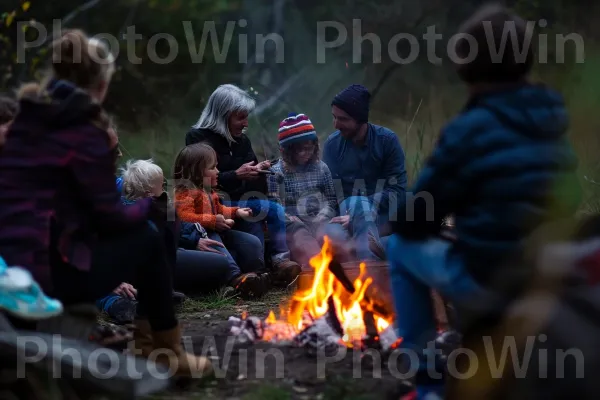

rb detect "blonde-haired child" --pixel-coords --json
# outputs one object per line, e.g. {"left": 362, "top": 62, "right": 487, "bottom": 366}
{"left": 96, "top": 158, "right": 169, "bottom": 325}
{"left": 120, "top": 159, "right": 165, "bottom": 202}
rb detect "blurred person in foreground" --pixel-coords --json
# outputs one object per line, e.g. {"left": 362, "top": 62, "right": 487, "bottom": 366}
{"left": 386, "top": 4, "right": 581, "bottom": 399}
{"left": 0, "top": 29, "right": 211, "bottom": 378}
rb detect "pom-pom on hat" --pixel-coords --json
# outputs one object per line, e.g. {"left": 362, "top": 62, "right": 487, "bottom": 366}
{"left": 278, "top": 112, "right": 318, "bottom": 147}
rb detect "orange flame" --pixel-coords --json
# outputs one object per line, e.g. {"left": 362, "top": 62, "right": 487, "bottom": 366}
{"left": 262, "top": 236, "right": 392, "bottom": 346}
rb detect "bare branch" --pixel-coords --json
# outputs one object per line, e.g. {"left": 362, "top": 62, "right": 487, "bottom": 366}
{"left": 252, "top": 67, "right": 310, "bottom": 116}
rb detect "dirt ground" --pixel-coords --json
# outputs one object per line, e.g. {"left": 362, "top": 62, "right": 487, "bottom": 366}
{"left": 147, "top": 289, "right": 412, "bottom": 400}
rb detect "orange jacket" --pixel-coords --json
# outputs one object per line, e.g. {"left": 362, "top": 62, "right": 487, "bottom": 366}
{"left": 175, "top": 188, "right": 239, "bottom": 231}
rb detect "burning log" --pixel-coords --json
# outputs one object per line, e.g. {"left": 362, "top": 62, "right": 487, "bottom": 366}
{"left": 229, "top": 237, "right": 400, "bottom": 351}
{"left": 294, "top": 296, "right": 344, "bottom": 351}
{"left": 327, "top": 257, "right": 394, "bottom": 321}
{"left": 362, "top": 311, "right": 380, "bottom": 349}
{"left": 295, "top": 316, "right": 344, "bottom": 354}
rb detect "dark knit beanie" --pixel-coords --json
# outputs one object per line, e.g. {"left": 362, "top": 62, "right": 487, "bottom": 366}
{"left": 331, "top": 84, "right": 370, "bottom": 123}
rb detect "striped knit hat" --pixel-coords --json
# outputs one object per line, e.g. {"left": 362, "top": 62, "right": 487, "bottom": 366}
{"left": 278, "top": 112, "right": 318, "bottom": 147}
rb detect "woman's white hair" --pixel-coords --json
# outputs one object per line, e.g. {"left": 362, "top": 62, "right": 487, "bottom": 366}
{"left": 120, "top": 159, "right": 163, "bottom": 200}
{"left": 192, "top": 84, "right": 256, "bottom": 144}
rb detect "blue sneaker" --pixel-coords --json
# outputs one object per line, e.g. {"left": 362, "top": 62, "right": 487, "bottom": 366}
{"left": 0, "top": 263, "right": 63, "bottom": 320}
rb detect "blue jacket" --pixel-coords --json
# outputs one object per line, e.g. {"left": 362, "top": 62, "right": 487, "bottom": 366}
{"left": 179, "top": 222, "right": 208, "bottom": 250}
{"left": 392, "top": 83, "right": 581, "bottom": 285}
{"left": 322, "top": 123, "right": 407, "bottom": 213}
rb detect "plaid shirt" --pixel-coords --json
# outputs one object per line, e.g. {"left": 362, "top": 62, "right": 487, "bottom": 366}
{"left": 268, "top": 160, "right": 339, "bottom": 220}
{"left": 0, "top": 83, "right": 151, "bottom": 291}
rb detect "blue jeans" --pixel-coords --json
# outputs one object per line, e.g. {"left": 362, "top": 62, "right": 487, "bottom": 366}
{"left": 387, "top": 234, "right": 492, "bottom": 371}
{"left": 339, "top": 196, "right": 385, "bottom": 260}
{"left": 223, "top": 199, "right": 290, "bottom": 262}
{"left": 173, "top": 248, "right": 231, "bottom": 293}
{"left": 207, "top": 230, "right": 265, "bottom": 283}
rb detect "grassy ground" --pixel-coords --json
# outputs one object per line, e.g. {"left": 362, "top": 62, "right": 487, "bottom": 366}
{"left": 176, "top": 288, "right": 289, "bottom": 321}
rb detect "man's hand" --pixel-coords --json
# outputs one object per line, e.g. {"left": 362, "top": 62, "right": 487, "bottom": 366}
{"left": 236, "top": 207, "right": 253, "bottom": 219}
{"left": 113, "top": 282, "right": 137, "bottom": 299}
{"left": 215, "top": 214, "right": 232, "bottom": 231}
{"left": 235, "top": 161, "right": 260, "bottom": 180}
{"left": 197, "top": 238, "right": 226, "bottom": 255}
{"left": 330, "top": 214, "right": 350, "bottom": 229}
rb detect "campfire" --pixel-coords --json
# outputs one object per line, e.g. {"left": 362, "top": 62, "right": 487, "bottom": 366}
{"left": 230, "top": 237, "right": 402, "bottom": 351}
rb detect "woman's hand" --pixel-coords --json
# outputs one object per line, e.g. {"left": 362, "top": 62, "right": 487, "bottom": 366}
{"left": 113, "top": 282, "right": 137, "bottom": 299}
{"left": 236, "top": 207, "right": 253, "bottom": 219}
{"left": 215, "top": 214, "right": 232, "bottom": 231}
{"left": 197, "top": 238, "right": 226, "bottom": 255}
{"left": 235, "top": 161, "right": 260, "bottom": 180}
{"left": 256, "top": 160, "right": 271, "bottom": 170}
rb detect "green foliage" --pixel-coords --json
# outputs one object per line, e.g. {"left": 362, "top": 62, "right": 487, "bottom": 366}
{"left": 1, "top": 0, "right": 599, "bottom": 211}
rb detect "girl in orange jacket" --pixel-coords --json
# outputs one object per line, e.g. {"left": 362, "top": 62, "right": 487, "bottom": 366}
{"left": 173, "top": 143, "right": 269, "bottom": 298}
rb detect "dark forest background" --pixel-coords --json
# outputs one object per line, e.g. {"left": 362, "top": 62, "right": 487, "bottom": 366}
{"left": 1, "top": 0, "right": 599, "bottom": 209}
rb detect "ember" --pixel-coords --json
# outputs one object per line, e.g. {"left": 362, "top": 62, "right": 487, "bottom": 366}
{"left": 230, "top": 236, "right": 400, "bottom": 350}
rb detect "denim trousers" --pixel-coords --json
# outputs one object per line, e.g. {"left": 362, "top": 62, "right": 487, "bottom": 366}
{"left": 206, "top": 229, "right": 265, "bottom": 282}
{"left": 386, "top": 234, "right": 492, "bottom": 372}
{"left": 338, "top": 195, "right": 388, "bottom": 261}
{"left": 223, "top": 199, "right": 290, "bottom": 262}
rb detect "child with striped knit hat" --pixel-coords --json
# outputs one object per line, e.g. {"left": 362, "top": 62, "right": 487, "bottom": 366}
{"left": 268, "top": 113, "right": 340, "bottom": 270}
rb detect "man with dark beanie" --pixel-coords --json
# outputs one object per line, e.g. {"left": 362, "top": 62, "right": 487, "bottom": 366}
{"left": 322, "top": 84, "right": 407, "bottom": 261}
{"left": 385, "top": 4, "right": 581, "bottom": 399}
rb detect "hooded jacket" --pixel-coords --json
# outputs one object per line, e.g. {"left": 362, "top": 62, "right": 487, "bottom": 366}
{"left": 392, "top": 83, "right": 581, "bottom": 286}
{"left": 0, "top": 79, "right": 151, "bottom": 291}
{"left": 185, "top": 127, "right": 267, "bottom": 201}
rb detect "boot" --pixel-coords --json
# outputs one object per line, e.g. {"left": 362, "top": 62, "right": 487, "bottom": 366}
{"left": 272, "top": 259, "right": 302, "bottom": 287}
{"left": 131, "top": 319, "right": 213, "bottom": 378}
{"left": 131, "top": 319, "right": 154, "bottom": 357}
{"left": 229, "top": 272, "right": 267, "bottom": 299}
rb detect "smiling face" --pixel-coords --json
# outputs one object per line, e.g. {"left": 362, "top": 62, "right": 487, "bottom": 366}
{"left": 228, "top": 111, "right": 249, "bottom": 137}
{"left": 332, "top": 105, "right": 360, "bottom": 140}
{"left": 294, "top": 141, "right": 317, "bottom": 165}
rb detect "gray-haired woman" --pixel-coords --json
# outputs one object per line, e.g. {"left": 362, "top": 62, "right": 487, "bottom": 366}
{"left": 185, "top": 84, "right": 301, "bottom": 287}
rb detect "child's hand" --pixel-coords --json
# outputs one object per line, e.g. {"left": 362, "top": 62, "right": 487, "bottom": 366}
{"left": 215, "top": 214, "right": 232, "bottom": 231}
{"left": 236, "top": 207, "right": 253, "bottom": 219}
{"left": 225, "top": 218, "right": 235, "bottom": 227}
{"left": 287, "top": 214, "right": 301, "bottom": 223}
{"left": 113, "top": 282, "right": 137, "bottom": 299}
